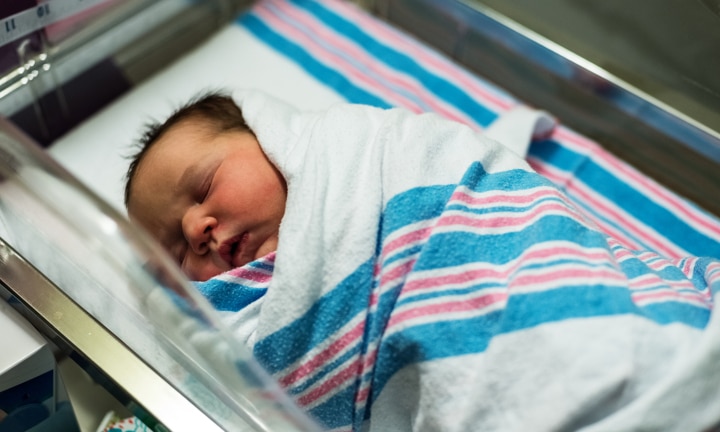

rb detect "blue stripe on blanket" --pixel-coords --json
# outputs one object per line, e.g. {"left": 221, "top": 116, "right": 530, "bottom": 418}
{"left": 698, "top": 259, "right": 720, "bottom": 289}
{"left": 253, "top": 259, "right": 375, "bottom": 374}
{"left": 287, "top": 342, "right": 361, "bottom": 397}
{"left": 446, "top": 194, "right": 568, "bottom": 215}
{"left": 639, "top": 303, "right": 712, "bottom": 326}
{"left": 458, "top": 164, "right": 548, "bottom": 190}
{"left": 408, "top": 218, "right": 608, "bottom": 270}
{"left": 195, "top": 280, "right": 266, "bottom": 312}
{"left": 579, "top": 161, "right": 720, "bottom": 256}
{"left": 273, "top": 0, "right": 436, "bottom": 116}
{"left": 289, "top": 0, "right": 499, "bottom": 126}
{"left": 307, "top": 385, "right": 356, "bottom": 430}
{"left": 370, "top": 283, "right": 711, "bottom": 403}
{"left": 530, "top": 139, "right": 720, "bottom": 258}
{"left": 379, "top": 185, "right": 455, "bottom": 238}
{"left": 248, "top": 258, "right": 275, "bottom": 273}
{"left": 379, "top": 167, "right": 566, "bottom": 247}
{"left": 618, "top": 257, "right": 691, "bottom": 281}
{"left": 527, "top": 138, "right": 583, "bottom": 171}
{"left": 392, "top": 254, "right": 618, "bottom": 310}
{"left": 238, "top": 13, "right": 390, "bottom": 109}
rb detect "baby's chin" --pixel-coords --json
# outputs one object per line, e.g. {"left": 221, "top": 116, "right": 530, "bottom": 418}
{"left": 185, "top": 258, "right": 233, "bottom": 282}
{"left": 190, "top": 265, "right": 226, "bottom": 282}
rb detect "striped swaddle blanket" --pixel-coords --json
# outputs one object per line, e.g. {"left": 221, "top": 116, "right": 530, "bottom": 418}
{"left": 192, "top": 90, "right": 720, "bottom": 431}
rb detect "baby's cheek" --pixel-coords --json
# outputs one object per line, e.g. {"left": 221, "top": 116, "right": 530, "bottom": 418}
{"left": 255, "top": 234, "right": 279, "bottom": 260}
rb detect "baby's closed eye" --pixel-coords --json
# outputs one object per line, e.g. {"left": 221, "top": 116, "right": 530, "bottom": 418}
{"left": 196, "top": 171, "right": 214, "bottom": 203}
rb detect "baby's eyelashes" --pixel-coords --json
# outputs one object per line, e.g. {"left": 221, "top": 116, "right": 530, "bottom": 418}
{"left": 196, "top": 170, "right": 215, "bottom": 203}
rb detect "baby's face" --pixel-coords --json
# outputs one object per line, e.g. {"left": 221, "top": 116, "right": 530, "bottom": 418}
{"left": 127, "top": 119, "right": 286, "bottom": 281}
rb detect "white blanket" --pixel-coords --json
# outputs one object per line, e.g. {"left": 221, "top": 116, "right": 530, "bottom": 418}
{"left": 187, "top": 91, "right": 720, "bottom": 431}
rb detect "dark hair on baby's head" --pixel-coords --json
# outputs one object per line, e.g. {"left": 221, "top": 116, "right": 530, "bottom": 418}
{"left": 124, "top": 90, "right": 252, "bottom": 207}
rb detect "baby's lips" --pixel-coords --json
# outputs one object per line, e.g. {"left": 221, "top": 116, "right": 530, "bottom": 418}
{"left": 219, "top": 232, "right": 249, "bottom": 268}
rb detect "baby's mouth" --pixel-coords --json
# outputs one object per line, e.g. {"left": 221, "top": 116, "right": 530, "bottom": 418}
{"left": 219, "top": 232, "right": 249, "bottom": 268}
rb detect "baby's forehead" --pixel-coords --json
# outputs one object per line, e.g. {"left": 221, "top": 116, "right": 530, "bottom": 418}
{"left": 165, "top": 116, "right": 220, "bottom": 139}
{"left": 126, "top": 148, "right": 182, "bottom": 233}
{"left": 146, "top": 119, "right": 217, "bottom": 159}
{"left": 132, "top": 118, "right": 228, "bottom": 189}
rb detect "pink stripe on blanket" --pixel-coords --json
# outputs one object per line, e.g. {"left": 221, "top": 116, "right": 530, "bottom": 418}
{"left": 279, "top": 318, "right": 365, "bottom": 388}
{"left": 436, "top": 201, "right": 583, "bottom": 231}
{"left": 378, "top": 258, "right": 417, "bottom": 291}
{"left": 450, "top": 186, "right": 589, "bottom": 219}
{"left": 296, "top": 357, "right": 362, "bottom": 407}
{"left": 224, "top": 268, "right": 273, "bottom": 283}
{"left": 264, "top": 0, "right": 496, "bottom": 128}
{"left": 284, "top": 323, "right": 384, "bottom": 412}
{"left": 529, "top": 159, "right": 643, "bottom": 249}
{"left": 259, "top": 1, "right": 473, "bottom": 125}
{"left": 608, "top": 240, "right": 713, "bottom": 305}
{"left": 707, "top": 262, "right": 720, "bottom": 286}
{"left": 451, "top": 187, "right": 559, "bottom": 207}
{"left": 628, "top": 273, "right": 710, "bottom": 304}
{"left": 401, "top": 245, "right": 615, "bottom": 294}
{"left": 680, "top": 257, "right": 698, "bottom": 276}
{"left": 224, "top": 252, "right": 275, "bottom": 282}
{"left": 387, "top": 291, "right": 508, "bottom": 330}
{"left": 509, "top": 267, "right": 627, "bottom": 291}
{"left": 528, "top": 155, "right": 576, "bottom": 191}
{"left": 354, "top": 349, "right": 378, "bottom": 405}
{"left": 608, "top": 240, "right": 683, "bottom": 271}
{"left": 353, "top": 382, "right": 371, "bottom": 408}
{"left": 628, "top": 274, "right": 699, "bottom": 292}
{"left": 633, "top": 251, "right": 694, "bottom": 273}
{"left": 554, "top": 127, "right": 720, "bottom": 243}
{"left": 321, "top": 0, "right": 516, "bottom": 113}
{"left": 529, "top": 156, "right": 684, "bottom": 257}
{"left": 382, "top": 225, "right": 433, "bottom": 256}
{"left": 609, "top": 246, "right": 685, "bottom": 273}
{"left": 631, "top": 288, "right": 712, "bottom": 308}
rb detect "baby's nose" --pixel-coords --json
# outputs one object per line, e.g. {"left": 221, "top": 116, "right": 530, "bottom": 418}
{"left": 184, "top": 213, "right": 217, "bottom": 255}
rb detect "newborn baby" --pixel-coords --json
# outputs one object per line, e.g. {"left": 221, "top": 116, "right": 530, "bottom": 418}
{"left": 125, "top": 93, "right": 286, "bottom": 281}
